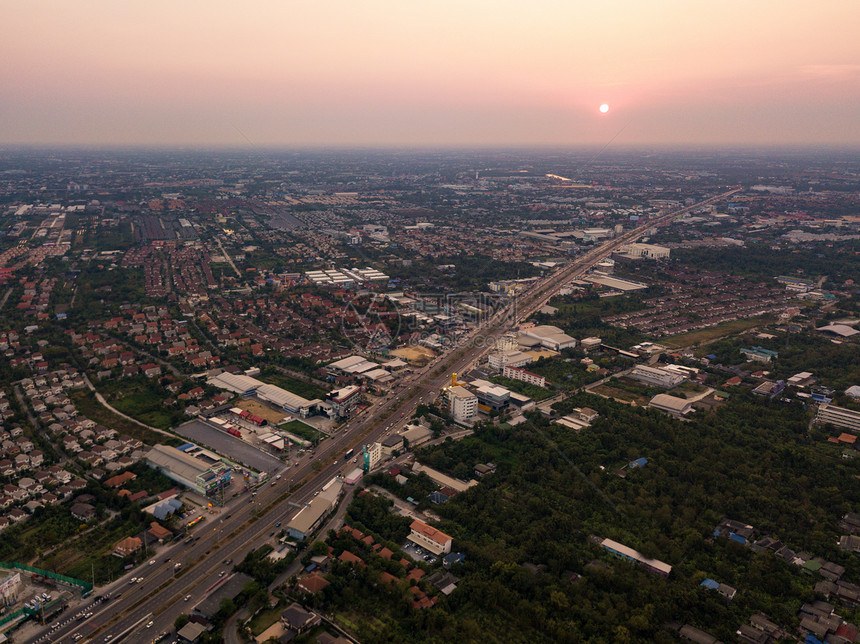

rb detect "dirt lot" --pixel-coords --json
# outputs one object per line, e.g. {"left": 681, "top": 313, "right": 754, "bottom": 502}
{"left": 390, "top": 345, "right": 436, "bottom": 365}
{"left": 234, "top": 398, "right": 290, "bottom": 424}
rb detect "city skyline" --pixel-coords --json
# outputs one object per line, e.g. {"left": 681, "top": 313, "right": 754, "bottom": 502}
{"left": 3, "top": 1, "right": 860, "bottom": 148}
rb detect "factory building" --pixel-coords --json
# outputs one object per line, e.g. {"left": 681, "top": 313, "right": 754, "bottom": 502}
{"left": 145, "top": 445, "right": 232, "bottom": 497}
{"left": 629, "top": 365, "right": 686, "bottom": 389}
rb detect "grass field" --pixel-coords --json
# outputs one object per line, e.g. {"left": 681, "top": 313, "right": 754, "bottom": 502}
{"left": 590, "top": 384, "right": 649, "bottom": 406}
{"left": 279, "top": 419, "right": 323, "bottom": 443}
{"left": 662, "top": 317, "right": 769, "bottom": 349}
{"left": 71, "top": 389, "right": 180, "bottom": 446}
{"left": 259, "top": 369, "right": 328, "bottom": 400}
{"left": 249, "top": 604, "right": 285, "bottom": 635}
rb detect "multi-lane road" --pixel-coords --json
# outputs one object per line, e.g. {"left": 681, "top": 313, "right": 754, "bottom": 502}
{"left": 31, "top": 187, "right": 740, "bottom": 644}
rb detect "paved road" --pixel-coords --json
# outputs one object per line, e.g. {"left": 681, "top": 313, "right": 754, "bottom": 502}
{"left": 32, "top": 189, "right": 741, "bottom": 644}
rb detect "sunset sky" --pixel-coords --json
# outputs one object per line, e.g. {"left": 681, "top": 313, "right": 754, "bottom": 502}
{"left": 2, "top": 1, "right": 859, "bottom": 147}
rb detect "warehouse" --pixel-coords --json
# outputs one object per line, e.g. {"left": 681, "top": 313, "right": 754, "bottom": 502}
{"left": 286, "top": 477, "right": 343, "bottom": 540}
{"left": 145, "top": 444, "right": 232, "bottom": 497}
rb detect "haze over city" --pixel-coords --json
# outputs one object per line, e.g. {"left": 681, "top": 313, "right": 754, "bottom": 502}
{"left": 3, "top": 0, "right": 860, "bottom": 147}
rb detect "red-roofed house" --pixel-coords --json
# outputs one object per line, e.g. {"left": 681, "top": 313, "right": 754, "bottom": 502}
{"left": 297, "top": 573, "right": 330, "bottom": 595}
{"left": 339, "top": 551, "right": 365, "bottom": 567}
{"left": 408, "top": 519, "right": 453, "bottom": 555}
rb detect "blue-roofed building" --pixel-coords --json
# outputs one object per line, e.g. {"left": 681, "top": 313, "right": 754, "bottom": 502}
{"left": 443, "top": 552, "right": 465, "bottom": 569}
{"left": 430, "top": 491, "right": 450, "bottom": 504}
{"left": 729, "top": 533, "right": 747, "bottom": 545}
{"left": 700, "top": 578, "right": 719, "bottom": 590}
{"left": 177, "top": 443, "right": 196, "bottom": 452}
{"left": 629, "top": 457, "right": 648, "bottom": 469}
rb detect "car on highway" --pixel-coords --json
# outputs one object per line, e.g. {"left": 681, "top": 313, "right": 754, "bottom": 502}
{"left": 148, "top": 559, "right": 155, "bottom": 565}
{"left": 275, "top": 521, "right": 281, "bottom": 527}
{"left": 128, "top": 577, "right": 137, "bottom": 584}
{"left": 219, "top": 571, "right": 226, "bottom": 577}
{"left": 146, "top": 621, "right": 154, "bottom": 628}
{"left": 184, "top": 595, "right": 191, "bottom": 601}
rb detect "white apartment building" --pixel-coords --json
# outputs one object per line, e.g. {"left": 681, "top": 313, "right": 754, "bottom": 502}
{"left": 448, "top": 386, "right": 478, "bottom": 422}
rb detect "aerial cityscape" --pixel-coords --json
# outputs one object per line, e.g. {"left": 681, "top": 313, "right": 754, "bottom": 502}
{"left": 2, "top": 2, "right": 860, "bottom": 644}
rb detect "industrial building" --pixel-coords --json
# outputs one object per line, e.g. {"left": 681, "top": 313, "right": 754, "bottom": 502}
{"left": 286, "top": 477, "right": 343, "bottom": 540}
{"left": 207, "top": 371, "right": 324, "bottom": 418}
{"left": 145, "top": 444, "right": 232, "bottom": 497}
{"left": 649, "top": 394, "right": 693, "bottom": 417}
{"left": 400, "top": 423, "right": 433, "bottom": 448}
{"left": 617, "top": 243, "right": 671, "bottom": 259}
{"left": 583, "top": 272, "right": 649, "bottom": 292}
{"left": 487, "top": 349, "right": 533, "bottom": 371}
{"left": 629, "top": 365, "right": 686, "bottom": 389}
{"left": 448, "top": 386, "right": 478, "bottom": 423}
{"left": 517, "top": 325, "right": 576, "bottom": 351}
{"left": 816, "top": 404, "right": 860, "bottom": 433}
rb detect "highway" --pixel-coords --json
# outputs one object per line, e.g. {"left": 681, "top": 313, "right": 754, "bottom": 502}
{"left": 32, "top": 188, "right": 740, "bottom": 644}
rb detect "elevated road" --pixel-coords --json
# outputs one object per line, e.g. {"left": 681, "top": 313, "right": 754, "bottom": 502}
{"left": 37, "top": 188, "right": 740, "bottom": 644}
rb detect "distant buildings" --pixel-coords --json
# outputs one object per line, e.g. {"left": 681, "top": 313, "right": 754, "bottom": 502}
{"left": 618, "top": 243, "right": 671, "bottom": 259}
{"left": 740, "top": 347, "right": 779, "bottom": 363}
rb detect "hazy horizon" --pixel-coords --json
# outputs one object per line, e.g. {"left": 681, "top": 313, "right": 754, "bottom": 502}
{"left": 4, "top": 1, "right": 859, "bottom": 148}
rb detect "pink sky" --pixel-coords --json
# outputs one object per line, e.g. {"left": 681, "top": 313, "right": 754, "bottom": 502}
{"left": 2, "top": 1, "right": 859, "bottom": 147}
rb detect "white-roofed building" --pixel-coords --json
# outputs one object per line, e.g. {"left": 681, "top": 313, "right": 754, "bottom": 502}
{"left": 518, "top": 325, "right": 576, "bottom": 351}
{"left": 816, "top": 324, "right": 859, "bottom": 338}
{"left": 649, "top": 394, "right": 693, "bottom": 417}
{"left": 207, "top": 372, "right": 262, "bottom": 396}
{"left": 630, "top": 365, "right": 686, "bottom": 389}
{"left": 287, "top": 477, "right": 342, "bottom": 540}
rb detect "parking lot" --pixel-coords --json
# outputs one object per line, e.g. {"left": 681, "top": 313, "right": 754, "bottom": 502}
{"left": 175, "top": 419, "right": 285, "bottom": 474}
{"left": 401, "top": 540, "right": 438, "bottom": 565}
